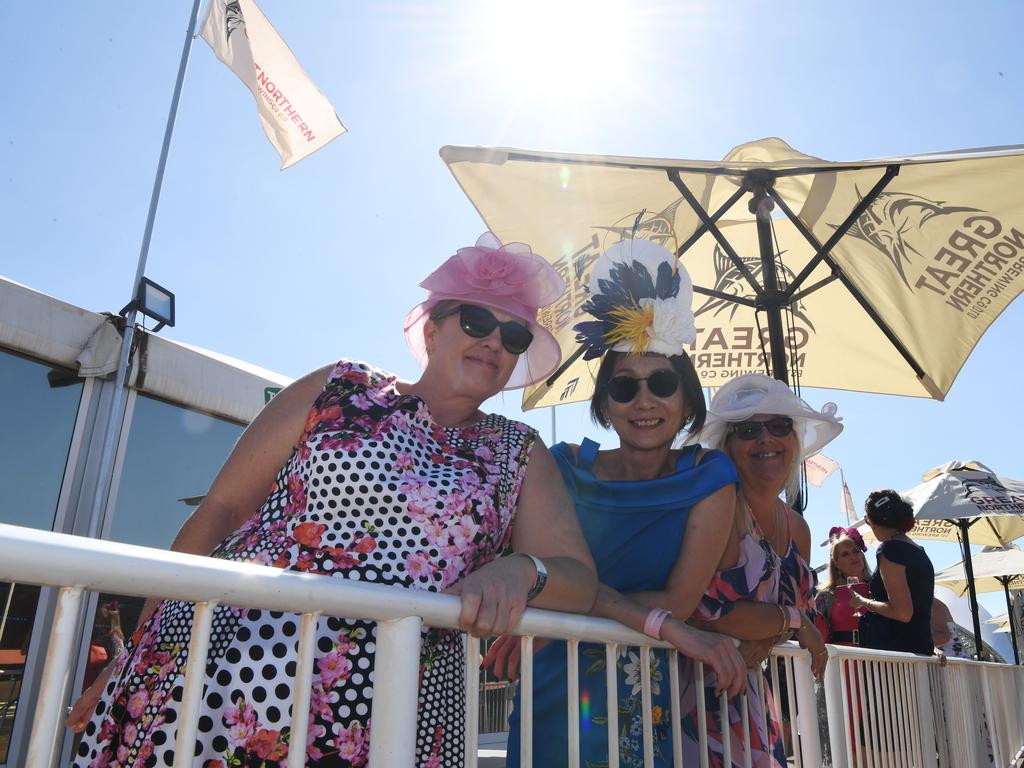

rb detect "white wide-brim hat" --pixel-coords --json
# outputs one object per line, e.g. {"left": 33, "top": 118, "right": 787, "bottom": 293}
{"left": 687, "top": 373, "right": 843, "bottom": 458}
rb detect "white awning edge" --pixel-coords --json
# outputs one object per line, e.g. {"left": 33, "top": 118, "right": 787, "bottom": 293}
{"left": 0, "top": 276, "right": 292, "bottom": 423}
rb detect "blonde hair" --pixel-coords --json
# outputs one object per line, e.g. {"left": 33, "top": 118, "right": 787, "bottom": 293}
{"left": 716, "top": 423, "right": 804, "bottom": 501}
{"left": 820, "top": 534, "right": 872, "bottom": 593}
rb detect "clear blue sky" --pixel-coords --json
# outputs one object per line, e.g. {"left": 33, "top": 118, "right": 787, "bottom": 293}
{"left": 3, "top": 1, "right": 1022, "bottom": 627}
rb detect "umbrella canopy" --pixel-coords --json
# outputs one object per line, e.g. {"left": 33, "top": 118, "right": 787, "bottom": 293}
{"left": 442, "top": 139, "right": 1024, "bottom": 410}
{"left": 987, "top": 613, "right": 1011, "bottom": 633}
{"left": 934, "top": 546, "right": 1024, "bottom": 595}
{"left": 935, "top": 544, "right": 1024, "bottom": 663}
{"left": 844, "top": 459, "right": 1024, "bottom": 547}
{"left": 906, "top": 460, "right": 1024, "bottom": 544}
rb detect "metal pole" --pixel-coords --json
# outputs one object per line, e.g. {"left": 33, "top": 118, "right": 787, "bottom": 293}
{"left": 85, "top": 0, "right": 203, "bottom": 539}
{"left": 959, "top": 520, "right": 986, "bottom": 660}
{"left": 748, "top": 174, "right": 788, "bottom": 384}
{"left": 550, "top": 406, "right": 557, "bottom": 445}
{"left": 999, "top": 577, "right": 1020, "bottom": 665}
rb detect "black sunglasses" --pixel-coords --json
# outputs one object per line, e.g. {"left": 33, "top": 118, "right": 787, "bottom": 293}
{"left": 728, "top": 416, "right": 794, "bottom": 440}
{"left": 605, "top": 369, "right": 681, "bottom": 404}
{"left": 436, "top": 304, "right": 533, "bottom": 355}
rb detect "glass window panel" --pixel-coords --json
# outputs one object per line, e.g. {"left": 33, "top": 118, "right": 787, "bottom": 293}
{"left": 0, "top": 582, "right": 38, "bottom": 764}
{"left": 108, "top": 394, "right": 243, "bottom": 550}
{"left": 0, "top": 350, "right": 82, "bottom": 765}
{"left": 0, "top": 350, "right": 83, "bottom": 531}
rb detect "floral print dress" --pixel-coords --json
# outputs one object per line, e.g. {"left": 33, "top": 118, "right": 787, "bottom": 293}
{"left": 75, "top": 360, "right": 537, "bottom": 767}
{"left": 679, "top": 505, "right": 814, "bottom": 768}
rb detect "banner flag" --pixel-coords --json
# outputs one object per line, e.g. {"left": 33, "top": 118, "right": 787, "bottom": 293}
{"left": 841, "top": 481, "right": 857, "bottom": 524}
{"left": 804, "top": 453, "right": 840, "bottom": 488}
{"left": 200, "top": 0, "right": 346, "bottom": 169}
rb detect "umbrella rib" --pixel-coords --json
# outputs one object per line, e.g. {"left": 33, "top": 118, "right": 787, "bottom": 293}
{"left": 765, "top": 167, "right": 928, "bottom": 381}
{"left": 667, "top": 170, "right": 764, "bottom": 298}
{"left": 673, "top": 183, "right": 749, "bottom": 259}
{"left": 789, "top": 274, "right": 839, "bottom": 303}
{"left": 692, "top": 286, "right": 758, "bottom": 307}
{"left": 776, "top": 165, "right": 900, "bottom": 297}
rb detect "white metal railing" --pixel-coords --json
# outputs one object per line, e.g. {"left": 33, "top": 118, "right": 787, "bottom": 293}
{"left": 0, "top": 523, "right": 823, "bottom": 767}
{"left": 823, "top": 643, "right": 1024, "bottom": 768}
{"left": 5, "top": 523, "right": 1021, "bottom": 768}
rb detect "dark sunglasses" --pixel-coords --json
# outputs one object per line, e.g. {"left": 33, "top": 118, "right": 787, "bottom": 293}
{"left": 728, "top": 416, "right": 794, "bottom": 440}
{"left": 605, "top": 369, "right": 681, "bottom": 404}
{"left": 436, "top": 304, "right": 533, "bottom": 355}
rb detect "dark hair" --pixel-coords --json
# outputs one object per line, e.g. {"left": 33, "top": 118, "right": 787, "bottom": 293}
{"left": 589, "top": 350, "right": 706, "bottom": 434}
{"left": 864, "top": 489, "right": 915, "bottom": 532}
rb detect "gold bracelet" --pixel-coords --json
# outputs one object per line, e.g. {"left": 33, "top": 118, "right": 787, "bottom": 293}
{"left": 777, "top": 605, "right": 788, "bottom": 635}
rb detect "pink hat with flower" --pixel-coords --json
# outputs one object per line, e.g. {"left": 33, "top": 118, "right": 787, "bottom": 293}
{"left": 404, "top": 232, "right": 566, "bottom": 390}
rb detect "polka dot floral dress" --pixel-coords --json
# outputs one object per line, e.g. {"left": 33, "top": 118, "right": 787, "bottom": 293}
{"left": 75, "top": 360, "right": 537, "bottom": 767}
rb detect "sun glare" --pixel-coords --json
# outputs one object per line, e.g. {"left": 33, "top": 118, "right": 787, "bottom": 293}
{"left": 480, "top": 0, "right": 637, "bottom": 102}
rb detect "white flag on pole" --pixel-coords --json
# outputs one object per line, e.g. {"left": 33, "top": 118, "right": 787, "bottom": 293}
{"left": 200, "top": 0, "right": 346, "bottom": 169}
{"left": 841, "top": 481, "right": 857, "bottom": 524}
{"left": 804, "top": 453, "right": 840, "bottom": 488}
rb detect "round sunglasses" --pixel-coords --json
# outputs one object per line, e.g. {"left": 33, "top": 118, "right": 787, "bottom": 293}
{"left": 727, "top": 416, "right": 794, "bottom": 440}
{"left": 435, "top": 304, "right": 533, "bottom": 355}
{"left": 605, "top": 369, "right": 682, "bottom": 403}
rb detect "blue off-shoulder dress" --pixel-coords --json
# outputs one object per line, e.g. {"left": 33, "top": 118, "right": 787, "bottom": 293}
{"left": 506, "top": 438, "right": 737, "bottom": 768}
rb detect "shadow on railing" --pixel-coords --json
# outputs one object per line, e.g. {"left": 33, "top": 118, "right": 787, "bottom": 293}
{"left": 1, "top": 522, "right": 1021, "bottom": 768}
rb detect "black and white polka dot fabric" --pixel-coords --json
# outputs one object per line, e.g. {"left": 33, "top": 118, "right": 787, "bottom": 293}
{"left": 75, "top": 360, "right": 537, "bottom": 767}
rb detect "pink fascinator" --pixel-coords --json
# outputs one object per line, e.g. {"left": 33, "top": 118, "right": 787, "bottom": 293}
{"left": 828, "top": 526, "right": 867, "bottom": 552}
{"left": 404, "top": 232, "right": 566, "bottom": 390}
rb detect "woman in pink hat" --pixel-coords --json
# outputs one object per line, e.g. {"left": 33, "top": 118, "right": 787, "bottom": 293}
{"left": 68, "top": 232, "right": 598, "bottom": 768}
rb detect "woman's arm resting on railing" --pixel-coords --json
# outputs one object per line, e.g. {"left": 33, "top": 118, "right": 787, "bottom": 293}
{"left": 848, "top": 555, "right": 913, "bottom": 622}
{"left": 594, "top": 484, "right": 736, "bottom": 623}
{"left": 447, "top": 438, "right": 598, "bottom": 638}
{"left": 66, "top": 366, "right": 331, "bottom": 733}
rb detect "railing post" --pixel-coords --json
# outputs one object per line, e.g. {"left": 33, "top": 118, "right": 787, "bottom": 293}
{"left": 367, "top": 616, "right": 423, "bottom": 767}
{"left": 914, "top": 662, "right": 938, "bottom": 768}
{"left": 174, "top": 600, "right": 217, "bottom": 768}
{"left": 792, "top": 650, "right": 821, "bottom": 766}
{"left": 822, "top": 651, "right": 848, "bottom": 768}
{"left": 25, "top": 586, "right": 84, "bottom": 768}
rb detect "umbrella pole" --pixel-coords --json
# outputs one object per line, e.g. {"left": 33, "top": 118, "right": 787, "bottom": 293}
{"left": 749, "top": 176, "right": 789, "bottom": 385}
{"left": 958, "top": 519, "right": 986, "bottom": 660}
{"left": 999, "top": 576, "right": 1020, "bottom": 665}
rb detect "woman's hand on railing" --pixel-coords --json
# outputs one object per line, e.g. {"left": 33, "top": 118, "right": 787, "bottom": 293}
{"left": 481, "top": 634, "right": 553, "bottom": 680}
{"left": 65, "top": 660, "right": 116, "bottom": 733}
{"left": 444, "top": 554, "right": 535, "bottom": 637}
{"left": 661, "top": 621, "right": 747, "bottom": 698}
{"left": 737, "top": 637, "right": 776, "bottom": 669}
{"left": 796, "top": 617, "right": 828, "bottom": 678}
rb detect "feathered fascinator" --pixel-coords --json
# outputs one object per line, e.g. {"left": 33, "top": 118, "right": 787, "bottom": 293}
{"left": 573, "top": 239, "right": 697, "bottom": 359}
{"left": 828, "top": 526, "right": 867, "bottom": 552}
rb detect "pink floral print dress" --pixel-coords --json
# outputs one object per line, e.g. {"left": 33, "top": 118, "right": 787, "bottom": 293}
{"left": 75, "top": 360, "right": 537, "bottom": 767}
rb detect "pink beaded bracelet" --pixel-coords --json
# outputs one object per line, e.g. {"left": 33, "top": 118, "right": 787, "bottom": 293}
{"left": 643, "top": 608, "right": 671, "bottom": 640}
{"left": 786, "top": 606, "right": 802, "bottom": 630}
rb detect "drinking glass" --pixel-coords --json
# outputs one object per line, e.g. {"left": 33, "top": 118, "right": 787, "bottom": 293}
{"left": 847, "top": 577, "right": 864, "bottom": 616}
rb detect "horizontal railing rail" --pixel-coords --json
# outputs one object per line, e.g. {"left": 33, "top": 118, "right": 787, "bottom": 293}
{"left": 6, "top": 522, "right": 1021, "bottom": 768}
{"left": 0, "top": 523, "right": 819, "bottom": 768}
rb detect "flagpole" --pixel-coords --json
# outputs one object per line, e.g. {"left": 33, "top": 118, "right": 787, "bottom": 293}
{"left": 86, "top": 0, "right": 204, "bottom": 539}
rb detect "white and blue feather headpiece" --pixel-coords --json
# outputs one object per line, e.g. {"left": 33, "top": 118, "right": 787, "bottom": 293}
{"left": 573, "top": 238, "right": 697, "bottom": 359}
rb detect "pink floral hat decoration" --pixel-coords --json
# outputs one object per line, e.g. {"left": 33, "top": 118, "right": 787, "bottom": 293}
{"left": 404, "top": 232, "right": 566, "bottom": 390}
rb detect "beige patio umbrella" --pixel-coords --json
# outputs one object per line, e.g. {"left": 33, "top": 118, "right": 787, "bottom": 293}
{"left": 935, "top": 545, "right": 1024, "bottom": 664}
{"left": 987, "top": 613, "right": 1011, "bottom": 633}
{"left": 441, "top": 139, "right": 1024, "bottom": 410}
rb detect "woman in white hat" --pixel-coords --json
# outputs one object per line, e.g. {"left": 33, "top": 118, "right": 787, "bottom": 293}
{"left": 682, "top": 373, "right": 842, "bottom": 766}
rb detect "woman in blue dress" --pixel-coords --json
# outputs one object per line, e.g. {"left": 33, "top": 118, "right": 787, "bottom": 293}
{"left": 485, "top": 238, "right": 747, "bottom": 767}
